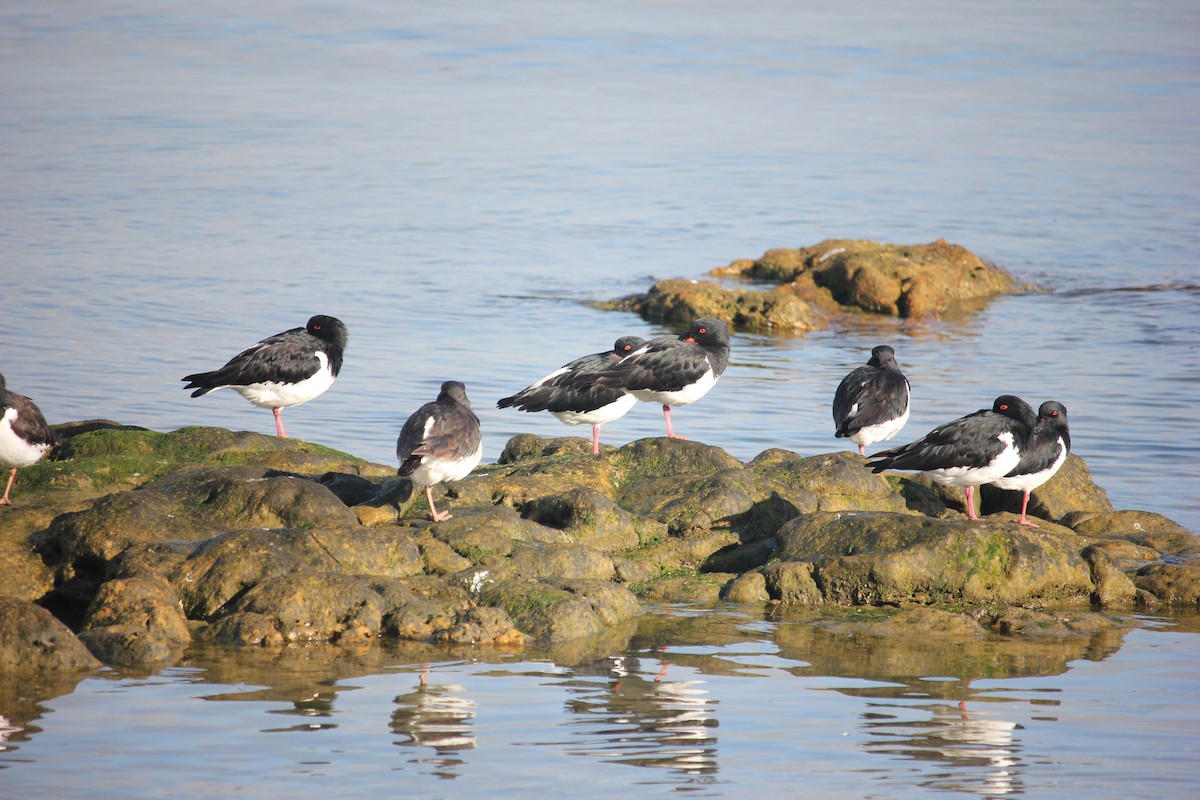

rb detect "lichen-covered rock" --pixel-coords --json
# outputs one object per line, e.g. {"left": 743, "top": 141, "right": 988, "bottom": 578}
{"left": 79, "top": 575, "right": 191, "bottom": 666}
{"left": 1065, "top": 510, "right": 1198, "bottom": 555}
{"left": 33, "top": 466, "right": 366, "bottom": 608}
{"left": 430, "top": 505, "right": 568, "bottom": 564}
{"left": 1132, "top": 563, "right": 1200, "bottom": 605}
{"left": 1081, "top": 545, "right": 1137, "bottom": 608}
{"left": 522, "top": 488, "right": 643, "bottom": 552}
{"left": 475, "top": 577, "right": 639, "bottom": 644}
{"left": 432, "top": 607, "right": 526, "bottom": 647}
{"left": 775, "top": 512, "right": 1094, "bottom": 606}
{"left": 749, "top": 449, "right": 912, "bottom": 514}
{"left": 506, "top": 541, "right": 617, "bottom": 581}
{"left": 174, "top": 526, "right": 423, "bottom": 619}
{"left": 620, "top": 467, "right": 797, "bottom": 540}
{"left": 761, "top": 561, "right": 824, "bottom": 605}
{"left": 0, "top": 596, "right": 99, "bottom": 673}
{"left": 602, "top": 239, "right": 1017, "bottom": 331}
{"left": 207, "top": 572, "right": 386, "bottom": 644}
{"left": 720, "top": 571, "right": 770, "bottom": 604}
{"left": 599, "top": 277, "right": 821, "bottom": 332}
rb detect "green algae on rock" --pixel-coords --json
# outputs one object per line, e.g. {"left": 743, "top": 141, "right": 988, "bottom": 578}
{"left": 4, "top": 422, "right": 1199, "bottom": 673}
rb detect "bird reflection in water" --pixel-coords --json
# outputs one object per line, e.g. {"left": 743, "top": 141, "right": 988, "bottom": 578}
{"left": 390, "top": 666, "right": 477, "bottom": 780}
{"left": 862, "top": 696, "right": 1023, "bottom": 797}
{"left": 560, "top": 650, "right": 720, "bottom": 779}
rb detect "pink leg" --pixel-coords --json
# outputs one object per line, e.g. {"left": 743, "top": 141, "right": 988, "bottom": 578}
{"left": 964, "top": 486, "right": 981, "bottom": 521}
{"left": 858, "top": 443, "right": 867, "bottom": 457}
{"left": 1, "top": 467, "right": 16, "bottom": 505}
{"left": 591, "top": 424, "right": 601, "bottom": 455}
{"left": 273, "top": 407, "right": 288, "bottom": 438}
{"left": 663, "top": 405, "right": 684, "bottom": 439}
{"left": 1015, "top": 491, "right": 1039, "bottom": 527}
{"left": 426, "top": 484, "right": 452, "bottom": 522}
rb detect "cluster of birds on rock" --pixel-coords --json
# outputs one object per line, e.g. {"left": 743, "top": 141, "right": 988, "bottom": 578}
{"left": 2, "top": 314, "right": 1070, "bottom": 526}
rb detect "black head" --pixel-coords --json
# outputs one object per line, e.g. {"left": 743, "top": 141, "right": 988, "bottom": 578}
{"left": 991, "top": 394, "right": 1037, "bottom": 426}
{"left": 613, "top": 336, "right": 646, "bottom": 355}
{"left": 1038, "top": 401, "right": 1068, "bottom": 427}
{"left": 867, "top": 345, "right": 897, "bottom": 368}
{"left": 681, "top": 318, "right": 730, "bottom": 347}
{"left": 306, "top": 315, "right": 348, "bottom": 348}
{"left": 438, "top": 380, "right": 471, "bottom": 407}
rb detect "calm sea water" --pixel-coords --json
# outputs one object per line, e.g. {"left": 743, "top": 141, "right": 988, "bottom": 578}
{"left": 2, "top": 1, "right": 1199, "bottom": 796}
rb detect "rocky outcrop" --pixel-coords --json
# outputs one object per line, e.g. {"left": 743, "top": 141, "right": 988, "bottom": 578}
{"left": 1, "top": 423, "right": 1196, "bottom": 671}
{"left": 598, "top": 239, "right": 1019, "bottom": 331}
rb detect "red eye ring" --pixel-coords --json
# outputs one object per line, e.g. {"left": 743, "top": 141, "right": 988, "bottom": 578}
{"left": 1000, "top": 404, "right": 1009, "bottom": 411}
{"left": 698, "top": 327, "right": 707, "bottom": 334}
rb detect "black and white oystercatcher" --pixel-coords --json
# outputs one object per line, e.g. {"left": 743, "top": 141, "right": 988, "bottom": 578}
{"left": 181, "top": 314, "right": 347, "bottom": 438}
{"left": 867, "top": 395, "right": 1036, "bottom": 521}
{"left": 990, "top": 401, "right": 1071, "bottom": 526}
{"left": 396, "top": 381, "right": 484, "bottom": 522}
{"left": 0, "top": 373, "right": 62, "bottom": 506}
{"left": 497, "top": 336, "right": 645, "bottom": 454}
{"left": 833, "top": 344, "right": 911, "bottom": 456}
{"left": 590, "top": 318, "right": 730, "bottom": 440}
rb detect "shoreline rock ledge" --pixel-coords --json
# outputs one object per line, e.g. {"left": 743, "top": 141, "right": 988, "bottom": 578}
{"left": 1, "top": 423, "right": 1196, "bottom": 672}
{"left": 594, "top": 239, "right": 1019, "bottom": 332}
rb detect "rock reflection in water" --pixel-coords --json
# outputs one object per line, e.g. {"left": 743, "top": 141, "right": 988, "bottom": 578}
{"left": 558, "top": 651, "right": 719, "bottom": 778}
{"left": 390, "top": 666, "right": 477, "bottom": 779}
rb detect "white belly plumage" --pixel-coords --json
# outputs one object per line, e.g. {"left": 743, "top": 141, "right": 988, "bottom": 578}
{"left": 408, "top": 440, "right": 484, "bottom": 488}
{"left": 927, "top": 432, "right": 1021, "bottom": 489}
{"left": 849, "top": 403, "right": 911, "bottom": 448}
{"left": 992, "top": 437, "right": 1068, "bottom": 493}
{"left": 551, "top": 393, "right": 638, "bottom": 426}
{"left": 629, "top": 368, "right": 718, "bottom": 407}
{"left": 0, "top": 408, "right": 52, "bottom": 468}
{"left": 231, "top": 354, "right": 334, "bottom": 409}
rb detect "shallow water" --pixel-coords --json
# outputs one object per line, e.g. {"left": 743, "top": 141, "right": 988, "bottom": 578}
{"left": 3, "top": 606, "right": 1200, "bottom": 799}
{"left": 2, "top": 1, "right": 1199, "bottom": 796}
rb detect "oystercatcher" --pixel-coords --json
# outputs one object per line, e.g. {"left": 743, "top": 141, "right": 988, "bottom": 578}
{"left": 497, "top": 336, "right": 645, "bottom": 454}
{"left": 181, "top": 314, "right": 347, "bottom": 438}
{"left": 396, "top": 381, "right": 483, "bottom": 522}
{"left": 867, "top": 395, "right": 1036, "bottom": 521}
{"left": 0, "top": 373, "right": 62, "bottom": 505}
{"left": 990, "top": 401, "right": 1071, "bottom": 526}
{"left": 591, "top": 317, "right": 730, "bottom": 440}
{"left": 833, "top": 344, "right": 911, "bottom": 456}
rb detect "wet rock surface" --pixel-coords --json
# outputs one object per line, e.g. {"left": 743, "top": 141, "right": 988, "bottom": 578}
{"left": 597, "top": 239, "right": 1019, "bottom": 331}
{"left": 0, "top": 423, "right": 1196, "bottom": 670}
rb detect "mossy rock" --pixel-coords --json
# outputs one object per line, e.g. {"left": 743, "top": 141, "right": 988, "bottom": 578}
{"left": 21, "top": 424, "right": 390, "bottom": 497}
{"left": 475, "top": 577, "right": 638, "bottom": 644}
{"left": 775, "top": 511, "right": 1094, "bottom": 606}
{"left": 207, "top": 572, "right": 386, "bottom": 644}
{"left": 749, "top": 449, "right": 912, "bottom": 514}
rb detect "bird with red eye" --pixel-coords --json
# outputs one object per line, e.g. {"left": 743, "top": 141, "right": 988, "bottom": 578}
{"left": 497, "top": 336, "right": 646, "bottom": 454}
{"left": 589, "top": 317, "right": 731, "bottom": 440}
{"left": 181, "top": 314, "right": 348, "bottom": 438}
{"left": 989, "top": 401, "right": 1071, "bottom": 526}
{"left": 866, "top": 394, "right": 1037, "bottom": 521}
